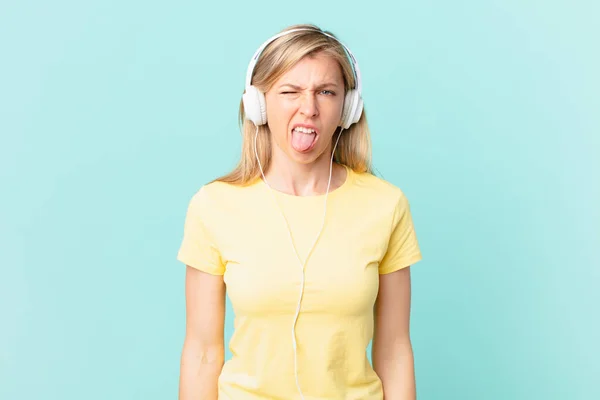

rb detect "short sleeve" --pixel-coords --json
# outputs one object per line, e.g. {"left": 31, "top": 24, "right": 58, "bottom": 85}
{"left": 378, "top": 193, "right": 422, "bottom": 274}
{"left": 176, "top": 188, "right": 225, "bottom": 275}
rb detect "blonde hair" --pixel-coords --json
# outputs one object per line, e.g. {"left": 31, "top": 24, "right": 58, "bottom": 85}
{"left": 214, "top": 24, "right": 373, "bottom": 185}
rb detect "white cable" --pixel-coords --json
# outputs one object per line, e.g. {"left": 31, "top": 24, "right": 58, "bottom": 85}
{"left": 254, "top": 125, "right": 344, "bottom": 399}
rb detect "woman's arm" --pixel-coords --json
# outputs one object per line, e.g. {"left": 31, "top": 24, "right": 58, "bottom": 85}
{"left": 179, "top": 265, "right": 226, "bottom": 400}
{"left": 372, "top": 266, "right": 416, "bottom": 400}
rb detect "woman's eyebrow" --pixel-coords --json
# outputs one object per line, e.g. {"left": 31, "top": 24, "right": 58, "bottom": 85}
{"left": 278, "top": 82, "right": 341, "bottom": 90}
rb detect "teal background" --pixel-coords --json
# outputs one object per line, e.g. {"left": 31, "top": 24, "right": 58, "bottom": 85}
{"left": 1, "top": 0, "right": 598, "bottom": 399}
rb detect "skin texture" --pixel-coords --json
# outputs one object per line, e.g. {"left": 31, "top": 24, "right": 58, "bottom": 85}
{"left": 179, "top": 51, "right": 415, "bottom": 400}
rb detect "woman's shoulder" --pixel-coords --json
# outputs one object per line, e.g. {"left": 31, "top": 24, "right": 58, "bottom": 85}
{"left": 200, "top": 178, "right": 249, "bottom": 196}
{"left": 350, "top": 167, "right": 409, "bottom": 202}
{"left": 348, "top": 168, "right": 416, "bottom": 223}
{"left": 185, "top": 178, "right": 259, "bottom": 213}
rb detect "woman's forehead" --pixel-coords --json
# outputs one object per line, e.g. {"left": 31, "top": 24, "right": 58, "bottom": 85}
{"left": 275, "top": 52, "right": 344, "bottom": 85}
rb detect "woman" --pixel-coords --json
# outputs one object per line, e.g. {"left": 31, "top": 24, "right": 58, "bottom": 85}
{"left": 177, "top": 24, "right": 422, "bottom": 400}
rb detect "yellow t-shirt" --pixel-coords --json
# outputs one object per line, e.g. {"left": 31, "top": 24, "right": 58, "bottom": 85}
{"left": 177, "top": 164, "right": 422, "bottom": 400}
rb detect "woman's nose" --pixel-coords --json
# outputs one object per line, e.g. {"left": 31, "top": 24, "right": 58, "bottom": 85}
{"left": 299, "top": 93, "right": 318, "bottom": 117}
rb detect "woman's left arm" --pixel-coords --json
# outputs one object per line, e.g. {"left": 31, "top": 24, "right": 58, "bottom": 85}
{"left": 372, "top": 266, "right": 416, "bottom": 400}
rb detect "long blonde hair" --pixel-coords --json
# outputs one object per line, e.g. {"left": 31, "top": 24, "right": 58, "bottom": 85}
{"left": 214, "top": 24, "right": 373, "bottom": 185}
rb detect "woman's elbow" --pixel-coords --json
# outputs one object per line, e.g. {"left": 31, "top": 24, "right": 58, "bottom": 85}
{"left": 181, "top": 339, "right": 224, "bottom": 368}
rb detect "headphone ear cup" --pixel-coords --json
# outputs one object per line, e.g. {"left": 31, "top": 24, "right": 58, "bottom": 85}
{"left": 243, "top": 86, "right": 267, "bottom": 125}
{"left": 350, "top": 92, "right": 363, "bottom": 126}
{"left": 340, "top": 89, "right": 362, "bottom": 129}
{"left": 340, "top": 90, "right": 353, "bottom": 129}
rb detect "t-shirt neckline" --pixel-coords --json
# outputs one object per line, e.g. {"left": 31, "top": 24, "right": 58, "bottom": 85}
{"left": 260, "top": 163, "right": 354, "bottom": 201}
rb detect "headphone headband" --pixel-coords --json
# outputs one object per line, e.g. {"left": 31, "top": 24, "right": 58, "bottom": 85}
{"left": 244, "top": 28, "right": 362, "bottom": 95}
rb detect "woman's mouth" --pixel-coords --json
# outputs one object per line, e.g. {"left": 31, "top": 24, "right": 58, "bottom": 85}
{"left": 291, "top": 126, "right": 318, "bottom": 153}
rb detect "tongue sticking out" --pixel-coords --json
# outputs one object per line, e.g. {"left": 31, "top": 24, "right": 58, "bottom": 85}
{"left": 291, "top": 129, "right": 317, "bottom": 153}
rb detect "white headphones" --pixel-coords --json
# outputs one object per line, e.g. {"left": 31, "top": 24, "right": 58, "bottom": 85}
{"left": 242, "top": 28, "right": 363, "bottom": 129}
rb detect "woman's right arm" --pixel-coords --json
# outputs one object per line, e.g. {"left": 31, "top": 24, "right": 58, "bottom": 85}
{"left": 179, "top": 265, "right": 226, "bottom": 400}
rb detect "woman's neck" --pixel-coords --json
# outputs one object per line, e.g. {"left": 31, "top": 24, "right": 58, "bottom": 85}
{"left": 263, "top": 151, "right": 346, "bottom": 197}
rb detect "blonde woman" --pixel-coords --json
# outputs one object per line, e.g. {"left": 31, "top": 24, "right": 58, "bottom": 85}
{"left": 177, "top": 24, "right": 422, "bottom": 400}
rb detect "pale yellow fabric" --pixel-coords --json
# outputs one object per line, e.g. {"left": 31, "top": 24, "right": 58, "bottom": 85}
{"left": 177, "top": 165, "right": 422, "bottom": 400}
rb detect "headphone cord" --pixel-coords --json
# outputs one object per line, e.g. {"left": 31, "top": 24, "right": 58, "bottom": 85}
{"left": 253, "top": 125, "right": 344, "bottom": 399}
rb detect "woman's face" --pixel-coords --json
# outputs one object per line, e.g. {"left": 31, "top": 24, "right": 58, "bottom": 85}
{"left": 264, "top": 51, "right": 345, "bottom": 165}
